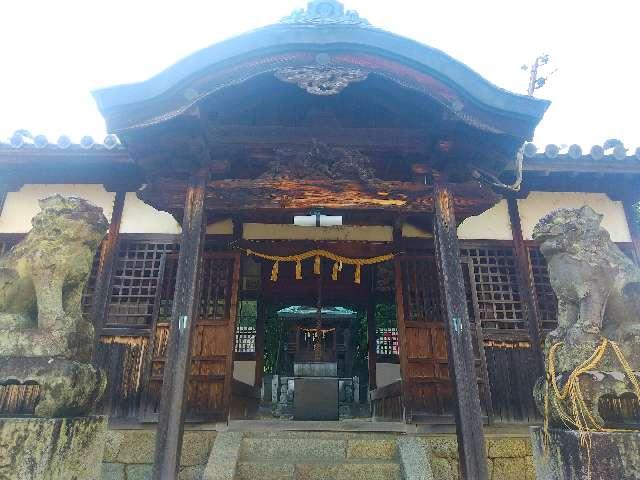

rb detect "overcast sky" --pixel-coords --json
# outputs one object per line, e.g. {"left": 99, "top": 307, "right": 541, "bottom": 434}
{"left": 1, "top": 0, "right": 638, "bottom": 150}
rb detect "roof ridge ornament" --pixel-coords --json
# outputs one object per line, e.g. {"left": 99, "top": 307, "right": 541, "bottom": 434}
{"left": 280, "top": 0, "right": 370, "bottom": 27}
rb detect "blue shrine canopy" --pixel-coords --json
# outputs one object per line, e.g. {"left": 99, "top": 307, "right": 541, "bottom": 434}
{"left": 277, "top": 305, "right": 357, "bottom": 320}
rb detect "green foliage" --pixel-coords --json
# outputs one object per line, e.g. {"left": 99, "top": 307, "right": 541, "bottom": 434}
{"left": 237, "top": 300, "right": 257, "bottom": 327}
{"left": 263, "top": 304, "right": 285, "bottom": 374}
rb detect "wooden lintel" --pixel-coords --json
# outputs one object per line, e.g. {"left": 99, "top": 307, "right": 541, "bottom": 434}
{"left": 506, "top": 197, "right": 544, "bottom": 374}
{"left": 152, "top": 172, "right": 207, "bottom": 480}
{"left": 92, "top": 191, "right": 126, "bottom": 338}
{"left": 207, "top": 125, "right": 430, "bottom": 150}
{"left": 139, "top": 178, "right": 500, "bottom": 219}
{"left": 512, "top": 158, "right": 640, "bottom": 175}
{"left": 433, "top": 183, "right": 489, "bottom": 480}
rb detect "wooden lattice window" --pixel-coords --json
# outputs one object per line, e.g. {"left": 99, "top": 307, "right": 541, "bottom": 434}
{"left": 199, "top": 257, "right": 234, "bottom": 322}
{"left": 528, "top": 246, "right": 558, "bottom": 333}
{"left": 235, "top": 300, "right": 257, "bottom": 353}
{"left": 107, "top": 239, "right": 179, "bottom": 329}
{"left": 376, "top": 327, "right": 399, "bottom": 356}
{"left": 401, "top": 258, "right": 443, "bottom": 323}
{"left": 0, "top": 239, "right": 9, "bottom": 256}
{"left": 374, "top": 262, "right": 395, "bottom": 294}
{"left": 235, "top": 326, "right": 256, "bottom": 353}
{"left": 81, "top": 249, "right": 102, "bottom": 322}
{"left": 460, "top": 245, "right": 526, "bottom": 339}
{"left": 0, "top": 234, "right": 22, "bottom": 256}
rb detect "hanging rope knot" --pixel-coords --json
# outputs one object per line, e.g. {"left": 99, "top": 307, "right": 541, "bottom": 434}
{"left": 270, "top": 261, "right": 279, "bottom": 282}
{"left": 331, "top": 261, "right": 340, "bottom": 281}
{"left": 314, "top": 255, "right": 321, "bottom": 275}
{"left": 295, "top": 260, "right": 302, "bottom": 280}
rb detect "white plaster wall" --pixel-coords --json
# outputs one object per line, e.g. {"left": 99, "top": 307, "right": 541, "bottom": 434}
{"left": 518, "top": 192, "right": 631, "bottom": 242}
{"left": 206, "top": 219, "right": 233, "bottom": 235}
{"left": 233, "top": 361, "right": 256, "bottom": 386}
{"left": 375, "top": 363, "right": 401, "bottom": 388}
{"left": 0, "top": 184, "right": 116, "bottom": 233}
{"left": 457, "top": 200, "right": 512, "bottom": 240}
{"left": 119, "top": 192, "right": 181, "bottom": 234}
{"left": 402, "top": 223, "right": 432, "bottom": 238}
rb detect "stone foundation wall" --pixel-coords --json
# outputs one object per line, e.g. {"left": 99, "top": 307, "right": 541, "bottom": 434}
{"left": 100, "top": 429, "right": 531, "bottom": 480}
{"left": 0, "top": 416, "right": 107, "bottom": 480}
{"left": 422, "top": 435, "right": 535, "bottom": 480}
{"left": 102, "top": 429, "right": 216, "bottom": 480}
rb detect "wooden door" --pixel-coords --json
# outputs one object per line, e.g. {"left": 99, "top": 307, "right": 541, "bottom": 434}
{"left": 395, "top": 255, "right": 453, "bottom": 421}
{"left": 141, "top": 251, "right": 240, "bottom": 421}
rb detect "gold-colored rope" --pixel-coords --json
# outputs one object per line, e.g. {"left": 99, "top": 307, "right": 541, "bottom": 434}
{"left": 544, "top": 337, "right": 640, "bottom": 478}
{"left": 243, "top": 248, "right": 394, "bottom": 284}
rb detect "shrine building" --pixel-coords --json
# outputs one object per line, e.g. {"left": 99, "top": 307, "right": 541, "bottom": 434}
{"left": 1, "top": 1, "right": 640, "bottom": 478}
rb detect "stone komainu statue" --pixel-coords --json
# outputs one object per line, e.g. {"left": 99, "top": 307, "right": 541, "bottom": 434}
{"left": 0, "top": 195, "right": 108, "bottom": 417}
{"left": 532, "top": 205, "right": 640, "bottom": 427}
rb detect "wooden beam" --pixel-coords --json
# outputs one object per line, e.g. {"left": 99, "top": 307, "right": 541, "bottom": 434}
{"left": 92, "top": 191, "right": 126, "bottom": 336}
{"left": 433, "top": 183, "right": 488, "bottom": 480}
{"left": 139, "top": 177, "right": 500, "bottom": 219}
{"left": 207, "top": 125, "right": 430, "bottom": 151}
{"left": 152, "top": 172, "right": 207, "bottom": 480}
{"left": 623, "top": 197, "right": 640, "bottom": 265}
{"left": 506, "top": 157, "right": 640, "bottom": 175}
{"left": 506, "top": 197, "right": 544, "bottom": 375}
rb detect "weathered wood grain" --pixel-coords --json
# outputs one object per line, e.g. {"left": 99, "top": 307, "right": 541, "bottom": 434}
{"left": 152, "top": 172, "right": 207, "bottom": 480}
{"left": 506, "top": 197, "right": 544, "bottom": 375}
{"left": 92, "top": 191, "right": 126, "bottom": 337}
{"left": 433, "top": 183, "right": 489, "bottom": 480}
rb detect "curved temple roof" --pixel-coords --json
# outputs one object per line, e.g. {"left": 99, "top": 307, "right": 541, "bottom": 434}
{"left": 93, "top": 0, "right": 549, "bottom": 139}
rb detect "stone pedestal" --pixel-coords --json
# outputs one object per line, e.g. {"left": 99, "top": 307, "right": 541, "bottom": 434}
{"left": 0, "top": 416, "right": 107, "bottom": 480}
{"left": 294, "top": 377, "right": 339, "bottom": 420}
{"left": 531, "top": 426, "right": 640, "bottom": 479}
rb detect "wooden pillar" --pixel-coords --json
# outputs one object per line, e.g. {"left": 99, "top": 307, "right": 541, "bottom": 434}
{"left": 254, "top": 298, "right": 266, "bottom": 388}
{"left": 92, "top": 191, "right": 126, "bottom": 336}
{"left": 366, "top": 295, "right": 377, "bottom": 390}
{"left": 506, "top": 197, "right": 544, "bottom": 375}
{"left": 152, "top": 173, "right": 207, "bottom": 480}
{"left": 433, "top": 183, "right": 488, "bottom": 480}
{"left": 0, "top": 184, "right": 7, "bottom": 217}
{"left": 622, "top": 197, "right": 640, "bottom": 265}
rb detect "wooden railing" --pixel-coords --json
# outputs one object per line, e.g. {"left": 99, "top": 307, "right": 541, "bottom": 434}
{"left": 229, "top": 379, "right": 261, "bottom": 420}
{"left": 370, "top": 380, "right": 403, "bottom": 421}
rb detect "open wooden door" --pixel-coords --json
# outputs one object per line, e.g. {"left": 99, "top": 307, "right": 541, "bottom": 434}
{"left": 141, "top": 251, "right": 241, "bottom": 422}
{"left": 395, "top": 255, "right": 453, "bottom": 422}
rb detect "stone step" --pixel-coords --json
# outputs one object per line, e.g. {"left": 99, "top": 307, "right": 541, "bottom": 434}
{"left": 235, "top": 460, "right": 402, "bottom": 480}
{"left": 240, "top": 437, "right": 346, "bottom": 460}
{"left": 239, "top": 433, "right": 398, "bottom": 461}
